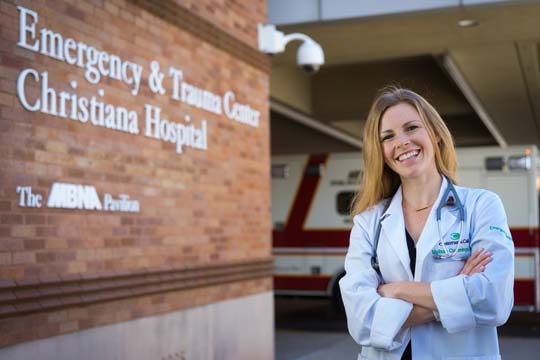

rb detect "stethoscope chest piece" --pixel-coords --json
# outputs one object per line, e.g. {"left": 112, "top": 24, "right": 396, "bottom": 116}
{"left": 434, "top": 180, "right": 468, "bottom": 260}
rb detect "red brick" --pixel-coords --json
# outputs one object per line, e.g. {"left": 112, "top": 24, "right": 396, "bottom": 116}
{"left": 45, "top": 238, "right": 69, "bottom": 249}
{"left": 14, "top": 287, "right": 40, "bottom": 300}
{"left": 14, "top": 301, "right": 42, "bottom": 312}
{"left": 0, "top": 304, "right": 16, "bottom": 317}
{"left": 46, "top": 216, "right": 61, "bottom": 225}
{"left": 12, "top": 251, "right": 36, "bottom": 265}
{"left": 1, "top": 214, "right": 23, "bottom": 225}
{"left": 120, "top": 217, "right": 134, "bottom": 225}
{"left": 0, "top": 279, "right": 15, "bottom": 289}
{"left": 0, "top": 201, "right": 11, "bottom": 211}
{"left": 24, "top": 239, "right": 45, "bottom": 250}
{"left": 0, "top": 252, "right": 11, "bottom": 265}
{"left": 47, "top": 310, "right": 68, "bottom": 323}
{"left": 39, "top": 274, "right": 61, "bottom": 284}
{"left": 22, "top": 265, "right": 41, "bottom": 278}
{"left": 35, "top": 252, "right": 56, "bottom": 263}
{"left": 60, "top": 273, "right": 81, "bottom": 282}
{"left": 0, "top": 227, "right": 11, "bottom": 236}
{"left": 60, "top": 295, "right": 83, "bottom": 306}
{"left": 34, "top": 323, "right": 61, "bottom": 339}
{"left": 36, "top": 227, "right": 58, "bottom": 237}
{"left": 24, "top": 214, "right": 46, "bottom": 225}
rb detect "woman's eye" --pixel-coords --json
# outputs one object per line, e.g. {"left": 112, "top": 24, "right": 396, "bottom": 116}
{"left": 380, "top": 135, "right": 393, "bottom": 142}
{"left": 406, "top": 125, "right": 418, "bottom": 131}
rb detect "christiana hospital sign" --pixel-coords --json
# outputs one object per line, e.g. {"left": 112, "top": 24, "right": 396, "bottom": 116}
{"left": 14, "top": 5, "right": 262, "bottom": 155}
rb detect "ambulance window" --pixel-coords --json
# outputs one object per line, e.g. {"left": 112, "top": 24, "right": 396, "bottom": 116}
{"left": 272, "top": 164, "right": 289, "bottom": 178}
{"left": 337, "top": 191, "right": 355, "bottom": 215}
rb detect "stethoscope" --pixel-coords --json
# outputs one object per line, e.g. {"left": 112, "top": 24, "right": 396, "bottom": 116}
{"left": 371, "top": 177, "right": 466, "bottom": 278}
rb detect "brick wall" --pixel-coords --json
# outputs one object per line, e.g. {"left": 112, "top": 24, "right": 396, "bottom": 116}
{"left": 176, "top": 0, "right": 266, "bottom": 49}
{"left": 0, "top": 0, "right": 271, "bottom": 347}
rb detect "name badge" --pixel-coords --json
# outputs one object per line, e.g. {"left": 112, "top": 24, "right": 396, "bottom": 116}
{"left": 431, "top": 232, "right": 471, "bottom": 260}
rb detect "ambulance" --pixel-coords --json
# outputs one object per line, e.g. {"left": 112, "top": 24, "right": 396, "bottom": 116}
{"left": 272, "top": 145, "right": 540, "bottom": 311}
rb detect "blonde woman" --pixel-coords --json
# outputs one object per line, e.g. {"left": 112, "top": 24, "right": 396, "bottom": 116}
{"left": 339, "top": 87, "right": 514, "bottom": 360}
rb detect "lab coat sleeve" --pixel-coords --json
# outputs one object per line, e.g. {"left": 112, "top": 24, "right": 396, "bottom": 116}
{"left": 431, "top": 191, "right": 515, "bottom": 334}
{"left": 339, "top": 213, "right": 413, "bottom": 351}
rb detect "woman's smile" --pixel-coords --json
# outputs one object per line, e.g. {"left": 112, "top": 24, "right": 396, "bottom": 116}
{"left": 395, "top": 149, "right": 421, "bottom": 163}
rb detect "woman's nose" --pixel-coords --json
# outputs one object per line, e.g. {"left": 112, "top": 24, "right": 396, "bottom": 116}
{"left": 395, "top": 133, "right": 410, "bottom": 147}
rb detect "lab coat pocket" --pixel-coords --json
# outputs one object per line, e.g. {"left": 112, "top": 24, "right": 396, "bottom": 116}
{"left": 430, "top": 259, "right": 465, "bottom": 280}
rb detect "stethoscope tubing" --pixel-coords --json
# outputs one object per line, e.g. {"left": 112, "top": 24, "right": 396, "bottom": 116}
{"left": 371, "top": 177, "right": 466, "bottom": 277}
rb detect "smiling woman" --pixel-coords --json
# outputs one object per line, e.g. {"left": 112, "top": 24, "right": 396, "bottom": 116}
{"left": 339, "top": 86, "right": 514, "bottom": 360}
{"left": 353, "top": 87, "right": 458, "bottom": 216}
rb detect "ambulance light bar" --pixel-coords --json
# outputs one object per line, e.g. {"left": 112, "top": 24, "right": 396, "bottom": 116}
{"left": 484, "top": 155, "right": 531, "bottom": 171}
{"left": 508, "top": 155, "right": 531, "bottom": 170}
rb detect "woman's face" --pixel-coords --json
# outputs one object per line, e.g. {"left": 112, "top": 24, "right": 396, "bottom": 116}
{"left": 379, "top": 102, "right": 438, "bottom": 180}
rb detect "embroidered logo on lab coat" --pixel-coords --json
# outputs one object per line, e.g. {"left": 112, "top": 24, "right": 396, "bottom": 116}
{"left": 489, "top": 226, "right": 512, "bottom": 241}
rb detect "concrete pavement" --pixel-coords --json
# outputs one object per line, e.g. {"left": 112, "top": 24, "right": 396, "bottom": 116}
{"left": 276, "top": 330, "right": 540, "bottom": 360}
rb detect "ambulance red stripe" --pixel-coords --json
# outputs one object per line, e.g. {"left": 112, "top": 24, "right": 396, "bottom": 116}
{"left": 274, "top": 228, "right": 538, "bottom": 248}
{"left": 274, "top": 275, "right": 332, "bottom": 292}
{"left": 285, "top": 154, "right": 328, "bottom": 232}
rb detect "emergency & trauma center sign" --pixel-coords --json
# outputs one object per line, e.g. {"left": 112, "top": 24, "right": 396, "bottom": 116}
{"left": 14, "top": 5, "right": 262, "bottom": 155}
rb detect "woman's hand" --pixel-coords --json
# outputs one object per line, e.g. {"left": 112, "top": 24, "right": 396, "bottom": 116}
{"left": 459, "top": 248, "right": 492, "bottom": 276}
{"left": 377, "top": 282, "right": 401, "bottom": 299}
{"left": 378, "top": 282, "right": 436, "bottom": 310}
{"left": 403, "top": 305, "right": 435, "bottom": 328}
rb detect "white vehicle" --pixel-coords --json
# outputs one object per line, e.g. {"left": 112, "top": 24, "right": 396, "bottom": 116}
{"left": 272, "top": 146, "right": 540, "bottom": 311}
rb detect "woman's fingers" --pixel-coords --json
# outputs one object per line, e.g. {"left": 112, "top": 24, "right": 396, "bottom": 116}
{"left": 467, "top": 248, "right": 485, "bottom": 265}
{"left": 470, "top": 248, "right": 483, "bottom": 260}
{"left": 470, "top": 254, "right": 492, "bottom": 275}
{"left": 469, "top": 254, "right": 493, "bottom": 274}
{"left": 460, "top": 248, "right": 492, "bottom": 275}
{"left": 459, "top": 248, "right": 482, "bottom": 274}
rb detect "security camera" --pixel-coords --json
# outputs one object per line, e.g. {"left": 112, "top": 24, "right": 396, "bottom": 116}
{"left": 297, "top": 40, "right": 324, "bottom": 74}
{"left": 258, "top": 24, "right": 325, "bottom": 74}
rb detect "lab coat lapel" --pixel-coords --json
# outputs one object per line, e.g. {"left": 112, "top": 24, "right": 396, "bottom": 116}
{"left": 380, "top": 187, "right": 413, "bottom": 280}
{"left": 416, "top": 177, "right": 459, "bottom": 277}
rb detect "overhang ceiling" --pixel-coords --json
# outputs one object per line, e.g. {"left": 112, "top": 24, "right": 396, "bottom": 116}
{"left": 269, "top": 1, "right": 540, "bottom": 154}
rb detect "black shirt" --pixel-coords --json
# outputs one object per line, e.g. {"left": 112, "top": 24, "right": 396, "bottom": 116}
{"left": 401, "top": 229, "right": 416, "bottom": 360}
{"left": 406, "top": 230, "right": 416, "bottom": 277}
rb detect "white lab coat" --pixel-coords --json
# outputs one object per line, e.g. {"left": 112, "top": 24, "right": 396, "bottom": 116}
{"left": 339, "top": 177, "right": 514, "bottom": 360}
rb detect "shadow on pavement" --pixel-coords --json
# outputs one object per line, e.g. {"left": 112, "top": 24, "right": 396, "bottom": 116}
{"left": 275, "top": 296, "right": 347, "bottom": 333}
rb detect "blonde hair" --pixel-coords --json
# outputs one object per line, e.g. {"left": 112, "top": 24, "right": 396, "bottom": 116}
{"left": 351, "top": 86, "right": 458, "bottom": 215}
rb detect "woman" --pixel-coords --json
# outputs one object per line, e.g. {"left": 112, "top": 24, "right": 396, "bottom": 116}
{"left": 339, "top": 87, "right": 514, "bottom": 360}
